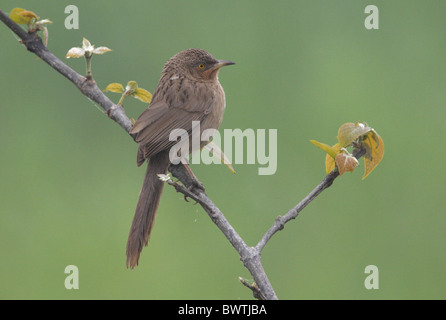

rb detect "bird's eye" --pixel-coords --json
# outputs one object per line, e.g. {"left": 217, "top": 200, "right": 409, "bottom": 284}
{"left": 198, "top": 64, "right": 205, "bottom": 69}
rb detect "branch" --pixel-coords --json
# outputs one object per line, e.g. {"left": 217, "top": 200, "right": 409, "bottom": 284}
{"left": 256, "top": 146, "right": 366, "bottom": 252}
{"left": 1, "top": 9, "right": 278, "bottom": 299}
{"left": 256, "top": 170, "right": 338, "bottom": 252}
{"left": 167, "top": 147, "right": 366, "bottom": 300}
{"left": 1, "top": 9, "right": 368, "bottom": 300}
{"left": 168, "top": 164, "right": 278, "bottom": 300}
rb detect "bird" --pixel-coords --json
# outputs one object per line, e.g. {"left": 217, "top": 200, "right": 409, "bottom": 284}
{"left": 126, "top": 48, "right": 234, "bottom": 268}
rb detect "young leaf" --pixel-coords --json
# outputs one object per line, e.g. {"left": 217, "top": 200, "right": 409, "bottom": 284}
{"left": 362, "top": 130, "right": 385, "bottom": 179}
{"left": 310, "top": 140, "right": 338, "bottom": 159}
{"left": 19, "top": 10, "right": 39, "bottom": 23}
{"left": 9, "top": 8, "right": 28, "bottom": 24}
{"left": 36, "top": 19, "right": 52, "bottom": 25}
{"left": 93, "top": 46, "right": 113, "bottom": 55}
{"left": 104, "top": 83, "right": 124, "bottom": 93}
{"left": 134, "top": 88, "right": 152, "bottom": 103}
{"left": 9, "top": 8, "right": 39, "bottom": 24}
{"left": 337, "top": 122, "right": 372, "bottom": 147}
{"left": 82, "top": 38, "right": 92, "bottom": 50}
{"left": 313, "top": 122, "right": 385, "bottom": 178}
{"left": 325, "top": 143, "right": 341, "bottom": 174}
{"left": 125, "top": 81, "right": 138, "bottom": 93}
{"left": 65, "top": 47, "right": 85, "bottom": 59}
{"left": 336, "top": 152, "right": 359, "bottom": 176}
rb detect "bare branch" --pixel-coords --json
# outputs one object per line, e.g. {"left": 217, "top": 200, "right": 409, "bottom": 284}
{"left": 256, "top": 170, "right": 339, "bottom": 252}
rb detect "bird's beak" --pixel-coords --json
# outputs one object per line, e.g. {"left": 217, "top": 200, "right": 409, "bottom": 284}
{"left": 213, "top": 59, "right": 235, "bottom": 69}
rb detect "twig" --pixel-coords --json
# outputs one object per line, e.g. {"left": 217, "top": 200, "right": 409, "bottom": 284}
{"left": 256, "top": 146, "right": 366, "bottom": 252}
{"left": 238, "top": 277, "right": 265, "bottom": 300}
{"left": 256, "top": 170, "right": 339, "bottom": 252}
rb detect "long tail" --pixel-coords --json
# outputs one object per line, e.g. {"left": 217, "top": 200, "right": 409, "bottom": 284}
{"left": 126, "top": 151, "right": 170, "bottom": 269}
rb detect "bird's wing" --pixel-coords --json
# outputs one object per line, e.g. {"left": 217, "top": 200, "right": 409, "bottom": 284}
{"left": 130, "top": 81, "right": 216, "bottom": 165}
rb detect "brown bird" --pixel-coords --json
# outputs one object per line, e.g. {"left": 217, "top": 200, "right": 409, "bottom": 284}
{"left": 126, "top": 48, "right": 234, "bottom": 268}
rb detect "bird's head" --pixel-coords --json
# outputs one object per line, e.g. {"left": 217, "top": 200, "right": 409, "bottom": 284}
{"left": 164, "top": 48, "right": 234, "bottom": 81}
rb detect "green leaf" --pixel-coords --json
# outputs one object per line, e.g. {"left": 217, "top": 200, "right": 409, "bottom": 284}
{"left": 104, "top": 83, "right": 124, "bottom": 93}
{"left": 362, "top": 130, "right": 385, "bottom": 180}
{"left": 133, "top": 88, "right": 152, "bottom": 103}
{"left": 310, "top": 140, "right": 338, "bottom": 159}
{"left": 10, "top": 8, "right": 39, "bottom": 24}
{"left": 125, "top": 81, "right": 138, "bottom": 93}
{"left": 325, "top": 143, "right": 341, "bottom": 174}
{"left": 337, "top": 122, "right": 372, "bottom": 147}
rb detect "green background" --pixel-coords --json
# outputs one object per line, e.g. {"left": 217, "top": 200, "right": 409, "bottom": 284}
{"left": 1, "top": 0, "right": 445, "bottom": 299}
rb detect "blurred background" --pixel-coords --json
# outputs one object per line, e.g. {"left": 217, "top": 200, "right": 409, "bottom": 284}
{"left": 1, "top": 0, "right": 445, "bottom": 299}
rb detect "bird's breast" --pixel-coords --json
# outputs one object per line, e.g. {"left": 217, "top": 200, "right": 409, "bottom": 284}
{"left": 200, "top": 81, "right": 226, "bottom": 133}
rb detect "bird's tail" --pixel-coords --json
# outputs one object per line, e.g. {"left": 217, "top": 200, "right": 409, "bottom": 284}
{"left": 126, "top": 151, "right": 170, "bottom": 269}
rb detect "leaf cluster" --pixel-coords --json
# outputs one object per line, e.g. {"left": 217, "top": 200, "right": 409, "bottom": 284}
{"left": 311, "top": 122, "right": 384, "bottom": 179}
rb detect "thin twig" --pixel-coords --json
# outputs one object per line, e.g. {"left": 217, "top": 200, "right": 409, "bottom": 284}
{"left": 238, "top": 277, "right": 265, "bottom": 300}
{"left": 256, "top": 170, "right": 339, "bottom": 252}
{"left": 256, "top": 146, "right": 366, "bottom": 252}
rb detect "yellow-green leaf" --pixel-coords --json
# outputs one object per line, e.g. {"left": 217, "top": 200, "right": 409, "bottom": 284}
{"left": 310, "top": 140, "right": 338, "bottom": 159}
{"left": 19, "top": 10, "right": 39, "bottom": 22}
{"left": 133, "top": 88, "right": 152, "bottom": 103}
{"left": 337, "top": 122, "right": 372, "bottom": 147}
{"left": 9, "top": 8, "right": 27, "bottom": 24}
{"left": 125, "top": 81, "right": 138, "bottom": 93}
{"left": 9, "top": 8, "right": 39, "bottom": 24}
{"left": 325, "top": 143, "right": 341, "bottom": 174}
{"left": 104, "top": 83, "right": 124, "bottom": 93}
{"left": 362, "top": 130, "right": 385, "bottom": 180}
